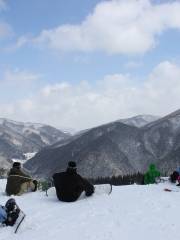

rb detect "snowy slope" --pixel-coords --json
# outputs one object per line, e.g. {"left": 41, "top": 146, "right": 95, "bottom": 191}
{"left": 0, "top": 179, "right": 180, "bottom": 240}
{"left": 0, "top": 118, "right": 70, "bottom": 148}
{"left": 0, "top": 118, "right": 71, "bottom": 169}
{"left": 118, "top": 114, "right": 159, "bottom": 127}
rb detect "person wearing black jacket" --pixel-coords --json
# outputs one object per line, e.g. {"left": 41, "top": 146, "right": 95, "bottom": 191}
{"left": 53, "top": 161, "right": 94, "bottom": 202}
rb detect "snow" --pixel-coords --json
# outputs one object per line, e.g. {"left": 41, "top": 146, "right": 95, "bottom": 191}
{"left": 11, "top": 153, "right": 36, "bottom": 165}
{"left": 119, "top": 115, "right": 160, "bottom": 128}
{"left": 23, "top": 152, "right": 37, "bottom": 161}
{"left": 0, "top": 180, "right": 180, "bottom": 240}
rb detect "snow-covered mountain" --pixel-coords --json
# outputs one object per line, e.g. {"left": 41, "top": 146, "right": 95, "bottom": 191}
{"left": 0, "top": 179, "right": 179, "bottom": 240}
{"left": 0, "top": 118, "right": 71, "bottom": 169}
{"left": 25, "top": 109, "right": 180, "bottom": 178}
{"left": 118, "top": 114, "right": 159, "bottom": 127}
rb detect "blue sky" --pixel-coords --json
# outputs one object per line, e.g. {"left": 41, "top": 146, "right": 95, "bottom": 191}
{"left": 0, "top": 0, "right": 180, "bottom": 130}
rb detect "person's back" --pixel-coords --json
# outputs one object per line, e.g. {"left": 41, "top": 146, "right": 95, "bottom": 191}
{"left": 6, "top": 162, "right": 37, "bottom": 196}
{"left": 170, "top": 171, "right": 179, "bottom": 183}
{"left": 53, "top": 161, "right": 94, "bottom": 202}
{"left": 144, "top": 164, "right": 160, "bottom": 184}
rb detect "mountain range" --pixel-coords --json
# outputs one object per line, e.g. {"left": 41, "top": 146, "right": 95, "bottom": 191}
{"left": 0, "top": 118, "right": 70, "bottom": 169}
{"left": 26, "top": 111, "right": 180, "bottom": 178}
{"left": 3, "top": 110, "right": 180, "bottom": 179}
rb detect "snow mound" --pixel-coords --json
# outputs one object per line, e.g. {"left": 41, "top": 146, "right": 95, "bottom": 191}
{"left": 0, "top": 180, "right": 180, "bottom": 240}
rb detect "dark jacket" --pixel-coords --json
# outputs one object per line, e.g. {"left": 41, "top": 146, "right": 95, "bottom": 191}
{"left": 53, "top": 169, "right": 94, "bottom": 202}
{"left": 170, "top": 171, "right": 179, "bottom": 183}
{"left": 6, "top": 167, "right": 32, "bottom": 195}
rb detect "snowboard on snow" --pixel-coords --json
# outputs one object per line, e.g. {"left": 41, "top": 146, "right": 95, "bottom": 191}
{"left": 8, "top": 200, "right": 26, "bottom": 234}
{"left": 4, "top": 198, "right": 26, "bottom": 233}
{"left": 94, "top": 184, "right": 112, "bottom": 195}
{"left": 47, "top": 184, "right": 112, "bottom": 199}
{"left": 14, "top": 210, "right": 26, "bottom": 233}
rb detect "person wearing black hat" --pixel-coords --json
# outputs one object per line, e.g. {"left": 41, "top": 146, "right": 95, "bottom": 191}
{"left": 6, "top": 162, "right": 37, "bottom": 196}
{"left": 53, "top": 161, "right": 94, "bottom": 202}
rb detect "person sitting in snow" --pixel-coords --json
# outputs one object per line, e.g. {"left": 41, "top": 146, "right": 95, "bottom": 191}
{"left": 170, "top": 171, "right": 179, "bottom": 183}
{"left": 169, "top": 168, "right": 180, "bottom": 186}
{"left": 0, "top": 198, "right": 21, "bottom": 227}
{"left": 53, "top": 161, "right": 94, "bottom": 202}
{"left": 6, "top": 162, "right": 38, "bottom": 196}
{"left": 144, "top": 164, "right": 161, "bottom": 185}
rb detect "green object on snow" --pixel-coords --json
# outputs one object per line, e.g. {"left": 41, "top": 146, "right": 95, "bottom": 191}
{"left": 144, "top": 164, "right": 160, "bottom": 184}
{"left": 38, "top": 179, "right": 53, "bottom": 192}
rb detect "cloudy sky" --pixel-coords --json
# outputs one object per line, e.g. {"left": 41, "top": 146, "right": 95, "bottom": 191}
{"left": 0, "top": 0, "right": 180, "bottom": 130}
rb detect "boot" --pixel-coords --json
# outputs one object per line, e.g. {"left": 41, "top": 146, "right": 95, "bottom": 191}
{"left": 33, "top": 180, "right": 38, "bottom": 192}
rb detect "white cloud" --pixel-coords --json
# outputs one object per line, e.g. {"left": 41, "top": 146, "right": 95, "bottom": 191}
{"left": 124, "top": 61, "right": 143, "bottom": 69}
{"left": 5, "top": 35, "right": 32, "bottom": 52}
{"left": 0, "top": 61, "right": 180, "bottom": 130}
{"left": 2, "top": 69, "right": 41, "bottom": 85}
{"left": 0, "top": 69, "right": 42, "bottom": 101}
{"left": 32, "top": 0, "right": 180, "bottom": 55}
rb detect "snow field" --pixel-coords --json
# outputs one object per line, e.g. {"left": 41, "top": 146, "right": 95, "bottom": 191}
{"left": 0, "top": 180, "right": 180, "bottom": 240}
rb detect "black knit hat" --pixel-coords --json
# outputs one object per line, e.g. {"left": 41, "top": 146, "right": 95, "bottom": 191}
{"left": 13, "top": 162, "right": 21, "bottom": 168}
{"left": 68, "top": 161, "right": 77, "bottom": 169}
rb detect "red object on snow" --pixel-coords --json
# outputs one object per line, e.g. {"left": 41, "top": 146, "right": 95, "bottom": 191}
{"left": 164, "top": 188, "right": 172, "bottom": 192}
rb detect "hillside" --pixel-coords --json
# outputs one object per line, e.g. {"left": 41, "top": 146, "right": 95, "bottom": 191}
{"left": 25, "top": 109, "right": 180, "bottom": 178}
{"left": 0, "top": 118, "right": 70, "bottom": 169}
{"left": 25, "top": 121, "right": 153, "bottom": 178}
{"left": 118, "top": 114, "right": 159, "bottom": 127}
{"left": 0, "top": 180, "right": 179, "bottom": 240}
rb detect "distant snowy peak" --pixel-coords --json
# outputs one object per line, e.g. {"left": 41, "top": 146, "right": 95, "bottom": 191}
{"left": 144, "top": 109, "right": 180, "bottom": 130}
{"left": 118, "top": 115, "right": 160, "bottom": 128}
{"left": 0, "top": 118, "right": 71, "bottom": 145}
{"left": 0, "top": 118, "right": 43, "bottom": 130}
{"left": 160, "top": 110, "right": 180, "bottom": 129}
{"left": 0, "top": 118, "right": 71, "bottom": 168}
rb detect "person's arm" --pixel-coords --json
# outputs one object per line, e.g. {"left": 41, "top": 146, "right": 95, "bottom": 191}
{"left": 78, "top": 175, "right": 94, "bottom": 196}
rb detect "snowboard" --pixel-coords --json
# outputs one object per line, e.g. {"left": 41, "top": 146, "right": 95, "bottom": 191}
{"left": 0, "top": 210, "right": 26, "bottom": 233}
{"left": 47, "top": 184, "right": 112, "bottom": 199}
{"left": 14, "top": 210, "right": 26, "bottom": 233}
{"left": 94, "top": 184, "right": 112, "bottom": 195}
